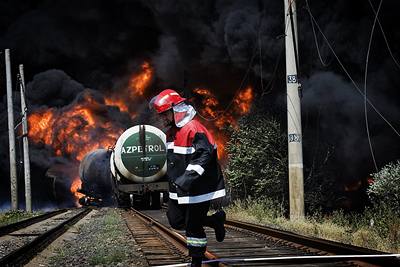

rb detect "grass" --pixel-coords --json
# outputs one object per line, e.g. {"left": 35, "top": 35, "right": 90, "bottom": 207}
{"left": 226, "top": 198, "right": 400, "bottom": 253}
{"left": 88, "top": 212, "right": 128, "bottom": 265}
{"left": 0, "top": 210, "right": 43, "bottom": 227}
{"left": 49, "top": 208, "right": 141, "bottom": 266}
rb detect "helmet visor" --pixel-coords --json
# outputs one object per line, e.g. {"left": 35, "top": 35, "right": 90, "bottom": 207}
{"left": 173, "top": 102, "right": 196, "bottom": 127}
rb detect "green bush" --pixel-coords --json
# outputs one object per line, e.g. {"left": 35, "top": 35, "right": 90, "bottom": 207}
{"left": 225, "top": 114, "right": 288, "bottom": 206}
{"left": 368, "top": 160, "right": 400, "bottom": 210}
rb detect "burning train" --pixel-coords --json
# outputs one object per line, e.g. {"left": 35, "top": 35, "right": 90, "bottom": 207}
{"left": 23, "top": 61, "right": 253, "bottom": 208}
{"left": 78, "top": 125, "right": 168, "bottom": 208}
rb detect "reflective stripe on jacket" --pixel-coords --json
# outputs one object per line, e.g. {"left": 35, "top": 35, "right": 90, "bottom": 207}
{"left": 166, "top": 118, "right": 225, "bottom": 204}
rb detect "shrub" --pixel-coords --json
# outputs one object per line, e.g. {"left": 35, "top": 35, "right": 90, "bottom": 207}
{"left": 225, "top": 114, "right": 288, "bottom": 206}
{"left": 368, "top": 160, "right": 400, "bottom": 210}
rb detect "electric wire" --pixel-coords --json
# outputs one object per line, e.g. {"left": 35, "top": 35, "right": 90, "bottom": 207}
{"left": 260, "top": 36, "right": 285, "bottom": 96}
{"left": 307, "top": 1, "right": 329, "bottom": 67}
{"left": 288, "top": 1, "right": 300, "bottom": 76}
{"left": 13, "top": 74, "right": 22, "bottom": 130}
{"left": 195, "top": 0, "right": 295, "bottom": 122}
{"left": 304, "top": 0, "right": 400, "bottom": 138}
{"left": 19, "top": 73, "right": 28, "bottom": 117}
{"left": 260, "top": 3, "right": 291, "bottom": 97}
{"left": 368, "top": 0, "right": 400, "bottom": 71}
{"left": 285, "top": 0, "right": 304, "bottom": 139}
{"left": 287, "top": 105, "right": 302, "bottom": 136}
{"left": 193, "top": 42, "right": 258, "bottom": 122}
{"left": 364, "top": 0, "right": 383, "bottom": 172}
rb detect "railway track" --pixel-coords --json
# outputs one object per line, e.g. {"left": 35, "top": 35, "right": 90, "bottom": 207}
{"left": 0, "top": 208, "right": 91, "bottom": 266}
{"left": 133, "top": 208, "right": 400, "bottom": 267}
{"left": 123, "top": 208, "right": 190, "bottom": 266}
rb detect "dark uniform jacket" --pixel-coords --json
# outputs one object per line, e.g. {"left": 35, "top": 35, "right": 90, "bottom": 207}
{"left": 166, "top": 118, "right": 225, "bottom": 204}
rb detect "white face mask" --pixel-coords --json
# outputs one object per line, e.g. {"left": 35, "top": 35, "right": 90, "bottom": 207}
{"left": 173, "top": 102, "right": 196, "bottom": 127}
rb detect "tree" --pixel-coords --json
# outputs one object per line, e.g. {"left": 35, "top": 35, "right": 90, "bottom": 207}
{"left": 225, "top": 111, "right": 338, "bottom": 214}
{"left": 368, "top": 160, "right": 400, "bottom": 211}
{"left": 225, "top": 114, "right": 288, "bottom": 206}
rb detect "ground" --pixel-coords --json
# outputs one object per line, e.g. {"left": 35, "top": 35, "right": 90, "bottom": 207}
{"left": 26, "top": 208, "right": 148, "bottom": 267}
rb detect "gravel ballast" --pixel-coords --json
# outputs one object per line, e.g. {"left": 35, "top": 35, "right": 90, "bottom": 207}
{"left": 45, "top": 208, "right": 148, "bottom": 266}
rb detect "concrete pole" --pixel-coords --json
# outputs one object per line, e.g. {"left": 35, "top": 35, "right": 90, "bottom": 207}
{"left": 284, "top": 0, "right": 304, "bottom": 220}
{"left": 5, "top": 49, "right": 18, "bottom": 210}
{"left": 19, "top": 64, "right": 32, "bottom": 212}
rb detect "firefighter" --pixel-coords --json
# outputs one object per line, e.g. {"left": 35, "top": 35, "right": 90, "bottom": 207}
{"left": 150, "top": 89, "right": 226, "bottom": 266}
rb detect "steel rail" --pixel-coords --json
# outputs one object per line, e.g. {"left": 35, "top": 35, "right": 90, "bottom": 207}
{"left": 0, "top": 208, "right": 91, "bottom": 266}
{"left": 131, "top": 208, "right": 226, "bottom": 267}
{"left": 0, "top": 209, "right": 68, "bottom": 236}
{"left": 225, "top": 219, "right": 400, "bottom": 266}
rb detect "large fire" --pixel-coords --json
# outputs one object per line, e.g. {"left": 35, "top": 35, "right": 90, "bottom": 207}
{"left": 28, "top": 62, "right": 154, "bottom": 206}
{"left": 28, "top": 92, "right": 123, "bottom": 162}
{"left": 27, "top": 60, "right": 253, "bottom": 206}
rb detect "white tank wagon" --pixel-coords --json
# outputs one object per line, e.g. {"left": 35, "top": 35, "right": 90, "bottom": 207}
{"left": 112, "top": 124, "right": 169, "bottom": 207}
{"left": 79, "top": 125, "right": 169, "bottom": 208}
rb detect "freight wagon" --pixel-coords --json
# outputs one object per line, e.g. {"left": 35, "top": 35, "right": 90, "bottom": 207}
{"left": 78, "top": 125, "right": 168, "bottom": 208}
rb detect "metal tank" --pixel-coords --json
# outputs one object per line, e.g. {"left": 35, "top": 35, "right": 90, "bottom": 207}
{"left": 113, "top": 124, "right": 167, "bottom": 182}
{"left": 79, "top": 125, "right": 168, "bottom": 207}
{"left": 111, "top": 125, "right": 168, "bottom": 207}
{"left": 78, "top": 149, "right": 116, "bottom": 206}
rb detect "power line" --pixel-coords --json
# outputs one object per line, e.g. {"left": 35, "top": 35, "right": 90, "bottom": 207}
{"left": 196, "top": 0, "right": 295, "bottom": 122}
{"left": 368, "top": 0, "right": 400, "bottom": 71}
{"left": 260, "top": 43, "right": 284, "bottom": 96}
{"left": 260, "top": 2, "right": 293, "bottom": 97}
{"left": 306, "top": 0, "right": 329, "bottom": 67}
{"left": 305, "top": 0, "right": 400, "bottom": 138}
{"left": 364, "top": 0, "right": 383, "bottom": 172}
{"left": 194, "top": 8, "right": 264, "bottom": 122}
{"left": 194, "top": 42, "right": 258, "bottom": 122}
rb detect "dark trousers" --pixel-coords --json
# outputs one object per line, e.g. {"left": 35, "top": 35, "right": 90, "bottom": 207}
{"left": 167, "top": 199, "right": 212, "bottom": 258}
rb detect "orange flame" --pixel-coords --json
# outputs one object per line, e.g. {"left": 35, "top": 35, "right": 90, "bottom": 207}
{"left": 28, "top": 93, "right": 123, "bottom": 162}
{"left": 104, "top": 97, "right": 129, "bottom": 113}
{"left": 193, "top": 86, "right": 254, "bottom": 161}
{"left": 129, "top": 62, "right": 153, "bottom": 97}
{"left": 27, "top": 61, "right": 154, "bottom": 206}
{"left": 28, "top": 110, "right": 55, "bottom": 145}
{"left": 234, "top": 86, "right": 253, "bottom": 115}
{"left": 70, "top": 178, "right": 84, "bottom": 207}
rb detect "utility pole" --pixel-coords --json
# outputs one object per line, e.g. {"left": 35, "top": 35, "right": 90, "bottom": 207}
{"left": 284, "top": 0, "right": 304, "bottom": 220}
{"left": 19, "top": 64, "right": 32, "bottom": 212}
{"left": 5, "top": 49, "right": 18, "bottom": 210}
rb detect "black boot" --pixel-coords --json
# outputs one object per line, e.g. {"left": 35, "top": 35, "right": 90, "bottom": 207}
{"left": 211, "top": 210, "right": 226, "bottom": 242}
{"left": 191, "top": 256, "right": 203, "bottom": 267}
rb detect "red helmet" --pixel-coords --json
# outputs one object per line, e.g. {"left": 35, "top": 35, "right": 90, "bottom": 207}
{"left": 151, "top": 89, "right": 186, "bottom": 113}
